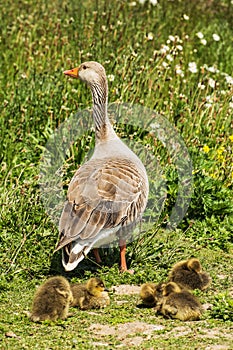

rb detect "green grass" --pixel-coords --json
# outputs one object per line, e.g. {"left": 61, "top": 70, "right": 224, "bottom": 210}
{"left": 0, "top": 0, "right": 233, "bottom": 348}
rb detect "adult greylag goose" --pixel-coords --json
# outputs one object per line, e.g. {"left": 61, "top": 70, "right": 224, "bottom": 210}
{"left": 54, "top": 61, "right": 149, "bottom": 272}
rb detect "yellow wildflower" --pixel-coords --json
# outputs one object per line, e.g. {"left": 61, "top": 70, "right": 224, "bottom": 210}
{"left": 203, "top": 145, "right": 210, "bottom": 153}
{"left": 229, "top": 135, "right": 233, "bottom": 142}
{"left": 217, "top": 146, "right": 225, "bottom": 155}
{"left": 217, "top": 154, "right": 224, "bottom": 161}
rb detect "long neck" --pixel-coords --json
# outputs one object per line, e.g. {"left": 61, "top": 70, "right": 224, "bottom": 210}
{"left": 90, "top": 77, "right": 115, "bottom": 142}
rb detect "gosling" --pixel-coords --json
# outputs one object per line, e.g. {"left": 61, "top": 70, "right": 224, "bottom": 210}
{"left": 140, "top": 282, "right": 164, "bottom": 307}
{"left": 159, "top": 282, "right": 203, "bottom": 321}
{"left": 71, "top": 277, "right": 110, "bottom": 310}
{"left": 30, "top": 276, "right": 73, "bottom": 322}
{"left": 168, "top": 258, "right": 211, "bottom": 291}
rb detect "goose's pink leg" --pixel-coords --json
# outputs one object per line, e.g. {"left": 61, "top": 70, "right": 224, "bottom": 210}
{"left": 119, "top": 239, "right": 134, "bottom": 274}
{"left": 119, "top": 239, "right": 127, "bottom": 271}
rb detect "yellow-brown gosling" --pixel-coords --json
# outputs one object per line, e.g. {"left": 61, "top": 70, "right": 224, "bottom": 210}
{"left": 168, "top": 258, "right": 211, "bottom": 291}
{"left": 70, "top": 277, "right": 110, "bottom": 310}
{"left": 139, "top": 282, "right": 165, "bottom": 307}
{"left": 30, "top": 276, "right": 73, "bottom": 322}
{"left": 159, "top": 282, "right": 203, "bottom": 321}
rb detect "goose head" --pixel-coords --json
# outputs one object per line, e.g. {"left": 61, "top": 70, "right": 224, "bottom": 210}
{"left": 64, "top": 61, "right": 107, "bottom": 88}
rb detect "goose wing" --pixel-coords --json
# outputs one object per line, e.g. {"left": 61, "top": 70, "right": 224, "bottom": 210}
{"left": 55, "top": 157, "right": 148, "bottom": 251}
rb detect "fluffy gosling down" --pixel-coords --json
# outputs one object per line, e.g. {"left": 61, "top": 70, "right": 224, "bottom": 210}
{"left": 139, "top": 282, "right": 164, "bottom": 307}
{"left": 30, "top": 276, "right": 73, "bottom": 322}
{"left": 168, "top": 258, "right": 211, "bottom": 291}
{"left": 70, "top": 277, "right": 110, "bottom": 310}
{"left": 159, "top": 282, "right": 203, "bottom": 321}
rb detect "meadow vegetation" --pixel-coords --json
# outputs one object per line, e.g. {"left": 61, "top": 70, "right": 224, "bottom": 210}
{"left": 0, "top": 0, "right": 233, "bottom": 349}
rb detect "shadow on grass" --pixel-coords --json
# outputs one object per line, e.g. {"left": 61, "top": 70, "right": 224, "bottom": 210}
{"left": 49, "top": 247, "right": 123, "bottom": 279}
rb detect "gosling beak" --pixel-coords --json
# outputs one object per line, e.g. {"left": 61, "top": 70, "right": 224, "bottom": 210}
{"left": 63, "top": 66, "right": 79, "bottom": 78}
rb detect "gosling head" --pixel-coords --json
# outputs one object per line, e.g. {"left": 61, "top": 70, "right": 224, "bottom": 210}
{"left": 162, "top": 282, "right": 181, "bottom": 296}
{"left": 187, "top": 258, "right": 202, "bottom": 273}
{"left": 86, "top": 277, "right": 107, "bottom": 297}
{"left": 63, "top": 61, "right": 106, "bottom": 87}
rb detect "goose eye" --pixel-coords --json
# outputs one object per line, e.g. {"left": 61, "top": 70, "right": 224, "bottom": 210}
{"left": 83, "top": 65, "right": 87, "bottom": 70}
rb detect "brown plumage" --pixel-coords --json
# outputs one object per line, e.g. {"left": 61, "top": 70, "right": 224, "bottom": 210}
{"left": 139, "top": 282, "right": 164, "bottom": 307}
{"left": 168, "top": 258, "right": 211, "bottom": 291}
{"left": 54, "top": 61, "right": 149, "bottom": 272}
{"left": 159, "top": 282, "right": 203, "bottom": 321}
{"left": 30, "top": 276, "right": 73, "bottom": 322}
{"left": 70, "top": 277, "right": 110, "bottom": 310}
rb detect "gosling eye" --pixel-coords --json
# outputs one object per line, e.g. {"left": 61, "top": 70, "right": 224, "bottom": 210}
{"left": 83, "top": 65, "right": 87, "bottom": 70}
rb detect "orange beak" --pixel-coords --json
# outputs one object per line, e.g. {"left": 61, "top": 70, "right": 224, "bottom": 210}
{"left": 63, "top": 67, "right": 79, "bottom": 78}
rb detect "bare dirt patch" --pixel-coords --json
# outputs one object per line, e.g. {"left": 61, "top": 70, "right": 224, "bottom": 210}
{"left": 89, "top": 321, "right": 233, "bottom": 348}
{"left": 112, "top": 284, "right": 141, "bottom": 295}
{"left": 89, "top": 321, "right": 165, "bottom": 347}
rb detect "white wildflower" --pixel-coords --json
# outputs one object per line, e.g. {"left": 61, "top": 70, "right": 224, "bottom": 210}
{"left": 183, "top": 14, "right": 189, "bottom": 20}
{"left": 160, "top": 45, "right": 170, "bottom": 54}
{"left": 147, "top": 32, "right": 154, "bottom": 40}
{"left": 188, "top": 62, "right": 198, "bottom": 73}
{"left": 229, "top": 102, "right": 233, "bottom": 109}
{"left": 175, "top": 65, "right": 184, "bottom": 76}
{"left": 138, "top": 0, "right": 146, "bottom": 4}
{"left": 107, "top": 74, "right": 115, "bottom": 82}
{"left": 206, "top": 95, "right": 213, "bottom": 102}
{"left": 162, "top": 61, "right": 168, "bottom": 68}
{"left": 220, "top": 90, "right": 226, "bottom": 95}
{"left": 166, "top": 54, "right": 173, "bottom": 62}
{"left": 198, "top": 82, "right": 205, "bottom": 90}
{"left": 129, "top": 1, "right": 137, "bottom": 6}
{"left": 179, "top": 93, "right": 186, "bottom": 99}
{"left": 204, "top": 65, "right": 218, "bottom": 73}
{"left": 225, "top": 75, "right": 233, "bottom": 85}
{"left": 149, "top": 0, "right": 158, "bottom": 5}
{"left": 208, "top": 78, "right": 215, "bottom": 88}
{"left": 205, "top": 95, "right": 214, "bottom": 108}
{"left": 177, "top": 45, "right": 183, "bottom": 51}
{"left": 196, "top": 32, "right": 204, "bottom": 39}
{"left": 168, "top": 35, "right": 175, "bottom": 42}
{"left": 200, "top": 39, "right": 207, "bottom": 45}
{"left": 213, "top": 33, "right": 220, "bottom": 41}
{"left": 175, "top": 35, "right": 182, "bottom": 43}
